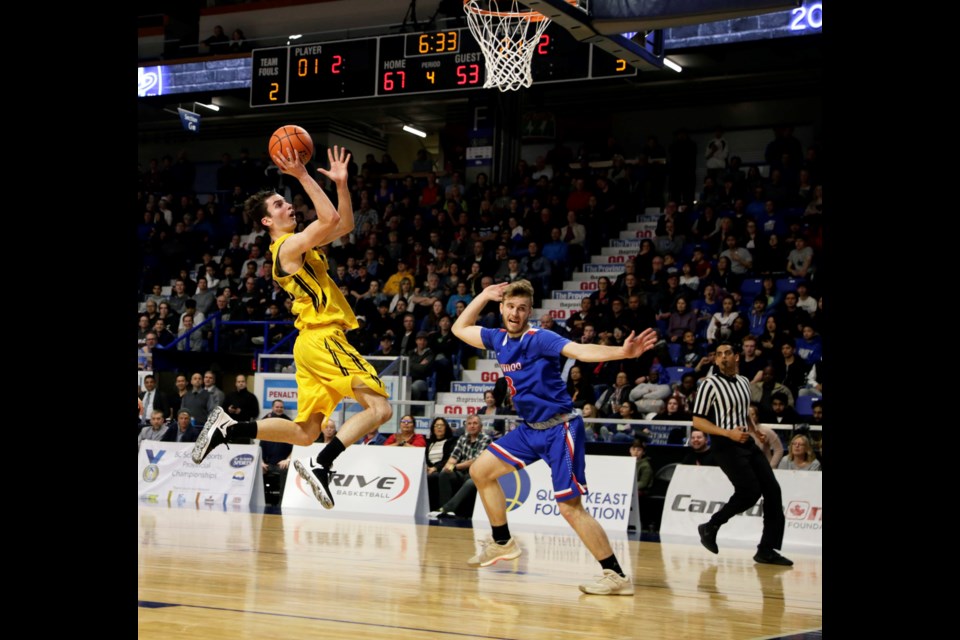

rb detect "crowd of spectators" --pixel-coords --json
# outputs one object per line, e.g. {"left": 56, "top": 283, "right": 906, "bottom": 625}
{"left": 137, "top": 126, "right": 822, "bottom": 435}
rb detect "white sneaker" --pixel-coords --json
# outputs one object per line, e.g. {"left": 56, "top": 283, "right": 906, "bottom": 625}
{"left": 191, "top": 407, "right": 236, "bottom": 464}
{"left": 467, "top": 537, "right": 522, "bottom": 567}
{"left": 579, "top": 569, "right": 634, "bottom": 595}
{"left": 293, "top": 457, "right": 335, "bottom": 509}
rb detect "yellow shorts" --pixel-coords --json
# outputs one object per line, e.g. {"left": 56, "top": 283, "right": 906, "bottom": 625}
{"left": 292, "top": 325, "right": 389, "bottom": 423}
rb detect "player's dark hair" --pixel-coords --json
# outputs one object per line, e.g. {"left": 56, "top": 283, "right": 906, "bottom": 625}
{"left": 245, "top": 190, "right": 279, "bottom": 230}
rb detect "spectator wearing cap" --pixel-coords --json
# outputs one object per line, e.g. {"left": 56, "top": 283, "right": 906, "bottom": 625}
{"left": 369, "top": 300, "right": 393, "bottom": 341}
{"left": 349, "top": 264, "right": 373, "bottom": 298}
{"left": 409, "top": 331, "right": 436, "bottom": 406}
{"left": 376, "top": 332, "right": 400, "bottom": 357}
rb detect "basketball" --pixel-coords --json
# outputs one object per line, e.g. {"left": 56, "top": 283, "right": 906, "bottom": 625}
{"left": 269, "top": 124, "right": 314, "bottom": 165}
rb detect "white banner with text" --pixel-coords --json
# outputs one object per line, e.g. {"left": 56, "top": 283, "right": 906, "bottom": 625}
{"left": 281, "top": 444, "right": 429, "bottom": 517}
{"left": 137, "top": 442, "right": 265, "bottom": 510}
{"left": 471, "top": 455, "right": 639, "bottom": 532}
{"left": 659, "top": 465, "right": 822, "bottom": 550}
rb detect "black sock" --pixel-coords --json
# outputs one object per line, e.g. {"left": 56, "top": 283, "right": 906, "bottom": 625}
{"left": 317, "top": 436, "right": 346, "bottom": 468}
{"left": 228, "top": 421, "right": 258, "bottom": 440}
{"left": 492, "top": 524, "right": 511, "bottom": 545}
{"left": 599, "top": 554, "right": 625, "bottom": 578}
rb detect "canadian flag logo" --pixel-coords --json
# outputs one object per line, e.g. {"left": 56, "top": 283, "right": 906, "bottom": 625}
{"left": 787, "top": 501, "right": 809, "bottom": 519}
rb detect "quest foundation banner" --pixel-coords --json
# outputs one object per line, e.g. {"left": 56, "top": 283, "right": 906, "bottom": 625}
{"left": 472, "top": 455, "right": 639, "bottom": 532}
{"left": 659, "top": 465, "right": 822, "bottom": 550}
{"left": 281, "top": 443, "right": 429, "bottom": 517}
{"left": 137, "top": 441, "right": 265, "bottom": 510}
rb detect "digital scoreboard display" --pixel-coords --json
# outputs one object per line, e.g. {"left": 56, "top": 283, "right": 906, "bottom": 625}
{"left": 250, "top": 25, "right": 638, "bottom": 107}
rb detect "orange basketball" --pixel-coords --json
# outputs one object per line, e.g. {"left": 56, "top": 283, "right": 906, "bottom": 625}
{"left": 269, "top": 124, "right": 314, "bottom": 165}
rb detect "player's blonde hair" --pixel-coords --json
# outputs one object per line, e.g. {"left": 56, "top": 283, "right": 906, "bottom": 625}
{"left": 503, "top": 280, "right": 535, "bottom": 302}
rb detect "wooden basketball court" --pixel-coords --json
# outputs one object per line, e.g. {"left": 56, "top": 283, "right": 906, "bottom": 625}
{"left": 138, "top": 505, "right": 822, "bottom": 639}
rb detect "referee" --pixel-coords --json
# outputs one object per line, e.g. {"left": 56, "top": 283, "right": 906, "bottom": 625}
{"left": 691, "top": 341, "right": 792, "bottom": 566}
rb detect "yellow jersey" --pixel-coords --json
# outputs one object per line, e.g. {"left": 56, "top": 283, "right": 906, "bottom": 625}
{"left": 269, "top": 233, "right": 358, "bottom": 332}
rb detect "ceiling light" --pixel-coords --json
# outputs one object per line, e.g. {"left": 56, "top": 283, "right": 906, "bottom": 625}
{"left": 663, "top": 58, "right": 682, "bottom": 73}
{"left": 402, "top": 125, "right": 427, "bottom": 138}
{"left": 196, "top": 102, "right": 220, "bottom": 112}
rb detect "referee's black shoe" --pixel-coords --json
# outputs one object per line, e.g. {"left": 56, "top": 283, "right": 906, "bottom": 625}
{"left": 698, "top": 523, "right": 719, "bottom": 554}
{"left": 754, "top": 549, "right": 794, "bottom": 566}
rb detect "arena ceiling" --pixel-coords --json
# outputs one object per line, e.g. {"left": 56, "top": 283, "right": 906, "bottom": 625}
{"left": 137, "top": 1, "right": 821, "bottom": 139}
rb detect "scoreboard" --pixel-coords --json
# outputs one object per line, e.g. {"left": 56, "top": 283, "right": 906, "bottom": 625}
{"left": 251, "top": 24, "right": 638, "bottom": 107}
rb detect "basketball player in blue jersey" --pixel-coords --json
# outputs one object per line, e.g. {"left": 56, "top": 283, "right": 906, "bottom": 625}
{"left": 191, "top": 146, "right": 392, "bottom": 509}
{"left": 452, "top": 280, "right": 658, "bottom": 595}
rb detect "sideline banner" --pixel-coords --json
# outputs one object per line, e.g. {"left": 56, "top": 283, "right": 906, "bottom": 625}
{"left": 281, "top": 444, "right": 429, "bottom": 517}
{"left": 471, "top": 455, "right": 639, "bottom": 532}
{"left": 659, "top": 465, "right": 822, "bottom": 550}
{"left": 137, "top": 442, "right": 265, "bottom": 510}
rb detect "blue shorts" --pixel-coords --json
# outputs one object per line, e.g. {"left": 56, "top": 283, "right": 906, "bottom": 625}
{"left": 487, "top": 415, "right": 588, "bottom": 503}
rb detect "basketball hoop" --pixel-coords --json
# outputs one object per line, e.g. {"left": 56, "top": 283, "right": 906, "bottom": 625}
{"left": 463, "top": 1, "right": 553, "bottom": 92}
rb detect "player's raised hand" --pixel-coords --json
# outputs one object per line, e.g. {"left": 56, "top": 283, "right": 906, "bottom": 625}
{"left": 272, "top": 148, "right": 306, "bottom": 176}
{"left": 318, "top": 145, "right": 351, "bottom": 187}
{"left": 622, "top": 327, "right": 658, "bottom": 359}
{"left": 482, "top": 281, "right": 510, "bottom": 302}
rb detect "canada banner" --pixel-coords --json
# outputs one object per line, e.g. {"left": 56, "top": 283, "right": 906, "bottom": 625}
{"left": 659, "top": 465, "right": 822, "bottom": 551}
{"left": 281, "top": 444, "right": 430, "bottom": 517}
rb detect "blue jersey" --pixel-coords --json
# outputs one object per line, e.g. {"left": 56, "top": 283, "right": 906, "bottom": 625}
{"left": 480, "top": 327, "right": 572, "bottom": 424}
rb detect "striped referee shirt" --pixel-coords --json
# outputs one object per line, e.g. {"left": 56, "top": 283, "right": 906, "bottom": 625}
{"left": 692, "top": 373, "right": 752, "bottom": 430}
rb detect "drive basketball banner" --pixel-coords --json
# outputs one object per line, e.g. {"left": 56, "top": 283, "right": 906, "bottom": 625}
{"left": 281, "top": 444, "right": 429, "bottom": 517}
{"left": 659, "top": 465, "right": 822, "bottom": 550}
{"left": 137, "top": 442, "right": 265, "bottom": 509}
{"left": 471, "top": 455, "right": 639, "bottom": 532}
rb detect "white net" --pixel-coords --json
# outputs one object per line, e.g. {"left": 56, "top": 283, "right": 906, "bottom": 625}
{"left": 464, "top": 1, "right": 553, "bottom": 92}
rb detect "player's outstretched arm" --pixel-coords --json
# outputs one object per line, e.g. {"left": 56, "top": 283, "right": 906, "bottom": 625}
{"left": 561, "top": 327, "right": 657, "bottom": 362}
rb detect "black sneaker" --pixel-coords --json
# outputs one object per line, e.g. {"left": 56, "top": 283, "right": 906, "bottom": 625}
{"left": 698, "top": 523, "right": 719, "bottom": 554}
{"left": 293, "top": 457, "right": 335, "bottom": 509}
{"left": 754, "top": 549, "right": 793, "bottom": 566}
{"left": 191, "top": 407, "right": 236, "bottom": 464}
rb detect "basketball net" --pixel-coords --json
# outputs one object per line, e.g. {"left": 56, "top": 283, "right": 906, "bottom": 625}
{"left": 463, "top": 1, "right": 553, "bottom": 92}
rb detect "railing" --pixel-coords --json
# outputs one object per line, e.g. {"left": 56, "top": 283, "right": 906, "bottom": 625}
{"left": 155, "top": 310, "right": 297, "bottom": 359}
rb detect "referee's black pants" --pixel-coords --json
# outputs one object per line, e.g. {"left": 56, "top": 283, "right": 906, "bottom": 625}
{"left": 708, "top": 437, "right": 786, "bottom": 551}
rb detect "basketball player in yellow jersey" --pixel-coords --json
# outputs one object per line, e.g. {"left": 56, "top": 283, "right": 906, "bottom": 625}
{"left": 192, "top": 145, "right": 392, "bottom": 508}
